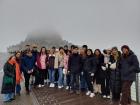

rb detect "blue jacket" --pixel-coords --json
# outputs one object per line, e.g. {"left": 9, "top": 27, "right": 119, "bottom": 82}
{"left": 21, "top": 55, "right": 36, "bottom": 73}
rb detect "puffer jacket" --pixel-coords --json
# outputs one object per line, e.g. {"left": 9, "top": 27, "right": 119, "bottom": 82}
{"left": 83, "top": 55, "right": 97, "bottom": 74}
{"left": 119, "top": 51, "right": 140, "bottom": 81}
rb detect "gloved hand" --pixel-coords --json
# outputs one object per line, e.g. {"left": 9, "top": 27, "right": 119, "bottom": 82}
{"left": 81, "top": 72, "right": 84, "bottom": 75}
{"left": 91, "top": 73, "right": 94, "bottom": 76}
{"left": 110, "top": 62, "right": 116, "bottom": 70}
{"left": 101, "top": 66, "right": 106, "bottom": 71}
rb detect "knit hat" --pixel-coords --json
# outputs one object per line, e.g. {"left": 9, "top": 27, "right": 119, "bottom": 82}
{"left": 121, "top": 45, "right": 130, "bottom": 51}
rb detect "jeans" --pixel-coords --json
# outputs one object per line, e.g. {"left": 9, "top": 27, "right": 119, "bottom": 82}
{"left": 16, "top": 84, "right": 21, "bottom": 94}
{"left": 48, "top": 68, "right": 55, "bottom": 83}
{"left": 3, "top": 93, "right": 14, "bottom": 102}
{"left": 58, "top": 67, "right": 63, "bottom": 86}
{"left": 70, "top": 73, "right": 80, "bottom": 91}
{"left": 80, "top": 72, "right": 87, "bottom": 90}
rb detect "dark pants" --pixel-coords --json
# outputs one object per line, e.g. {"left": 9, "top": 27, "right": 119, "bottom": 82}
{"left": 16, "top": 84, "right": 21, "bottom": 94}
{"left": 66, "top": 73, "right": 71, "bottom": 86}
{"left": 55, "top": 69, "right": 59, "bottom": 83}
{"left": 24, "top": 72, "right": 31, "bottom": 91}
{"left": 70, "top": 73, "right": 80, "bottom": 91}
{"left": 120, "top": 80, "right": 133, "bottom": 105}
{"left": 38, "top": 69, "right": 45, "bottom": 85}
{"left": 84, "top": 72, "right": 93, "bottom": 92}
{"left": 44, "top": 67, "right": 48, "bottom": 80}
{"left": 101, "top": 71, "right": 110, "bottom": 96}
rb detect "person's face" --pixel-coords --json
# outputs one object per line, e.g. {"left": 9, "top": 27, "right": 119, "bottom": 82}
{"left": 60, "top": 49, "right": 64, "bottom": 53}
{"left": 87, "top": 50, "right": 92, "bottom": 56}
{"left": 16, "top": 52, "right": 21, "bottom": 59}
{"left": 33, "top": 47, "right": 37, "bottom": 51}
{"left": 80, "top": 49, "right": 85, "bottom": 55}
{"left": 122, "top": 48, "right": 129, "bottom": 55}
{"left": 52, "top": 48, "right": 55, "bottom": 53}
{"left": 41, "top": 48, "right": 46, "bottom": 53}
{"left": 106, "top": 50, "right": 111, "bottom": 55}
{"left": 64, "top": 47, "right": 68, "bottom": 50}
{"left": 112, "top": 49, "right": 117, "bottom": 55}
{"left": 27, "top": 52, "right": 32, "bottom": 57}
{"left": 73, "top": 48, "right": 78, "bottom": 54}
{"left": 95, "top": 50, "right": 100, "bottom": 56}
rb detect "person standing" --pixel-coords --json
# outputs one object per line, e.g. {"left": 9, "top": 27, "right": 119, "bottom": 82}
{"left": 57, "top": 47, "right": 65, "bottom": 89}
{"left": 84, "top": 49, "right": 97, "bottom": 98}
{"left": 93, "top": 49, "right": 104, "bottom": 95}
{"left": 109, "top": 47, "right": 121, "bottom": 104}
{"left": 63, "top": 50, "right": 71, "bottom": 90}
{"left": 1, "top": 56, "right": 16, "bottom": 102}
{"left": 36, "top": 47, "right": 48, "bottom": 88}
{"left": 68, "top": 46, "right": 82, "bottom": 95}
{"left": 21, "top": 50, "right": 35, "bottom": 94}
{"left": 101, "top": 48, "right": 111, "bottom": 99}
{"left": 48, "top": 49, "right": 56, "bottom": 88}
{"left": 120, "top": 45, "right": 140, "bottom": 105}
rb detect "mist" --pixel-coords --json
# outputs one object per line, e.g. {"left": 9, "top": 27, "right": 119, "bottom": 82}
{"left": 0, "top": 0, "right": 140, "bottom": 57}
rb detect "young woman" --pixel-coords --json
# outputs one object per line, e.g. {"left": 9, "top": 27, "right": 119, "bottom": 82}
{"left": 109, "top": 47, "right": 121, "bottom": 104}
{"left": 83, "top": 49, "right": 97, "bottom": 98}
{"left": 1, "top": 56, "right": 16, "bottom": 102}
{"left": 48, "top": 49, "right": 56, "bottom": 88}
{"left": 101, "top": 48, "right": 111, "bottom": 99}
{"left": 63, "top": 50, "right": 71, "bottom": 90}
{"left": 15, "top": 51, "right": 23, "bottom": 96}
{"left": 94, "top": 49, "right": 104, "bottom": 95}
{"left": 57, "top": 47, "right": 65, "bottom": 89}
{"left": 36, "top": 47, "right": 48, "bottom": 88}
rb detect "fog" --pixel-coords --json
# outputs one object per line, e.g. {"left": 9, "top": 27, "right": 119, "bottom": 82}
{"left": 0, "top": 0, "right": 140, "bottom": 59}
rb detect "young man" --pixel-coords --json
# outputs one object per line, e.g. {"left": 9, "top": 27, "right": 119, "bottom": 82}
{"left": 120, "top": 45, "right": 140, "bottom": 105}
{"left": 68, "top": 46, "right": 82, "bottom": 95}
{"left": 21, "top": 50, "right": 35, "bottom": 94}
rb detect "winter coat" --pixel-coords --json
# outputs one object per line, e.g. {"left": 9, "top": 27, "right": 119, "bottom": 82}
{"left": 36, "top": 54, "right": 48, "bottom": 70}
{"left": 48, "top": 54, "right": 55, "bottom": 69}
{"left": 64, "top": 55, "right": 69, "bottom": 70}
{"left": 119, "top": 51, "right": 140, "bottom": 81}
{"left": 109, "top": 55, "right": 121, "bottom": 94}
{"left": 68, "top": 53, "right": 82, "bottom": 74}
{"left": 21, "top": 55, "right": 36, "bottom": 73}
{"left": 1, "top": 62, "right": 16, "bottom": 94}
{"left": 83, "top": 55, "right": 97, "bottom": 74}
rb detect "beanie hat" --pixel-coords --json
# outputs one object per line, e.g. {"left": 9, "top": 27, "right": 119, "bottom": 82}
{"left": 121, "top": 45, "right": 130, "bottom": 51}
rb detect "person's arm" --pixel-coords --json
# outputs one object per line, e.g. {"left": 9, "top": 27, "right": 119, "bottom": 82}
{"left": 4, "top": 63, "right": 15, "bottom": 77}
{"left": 21, "top": 58, "right": 28, "bottom": 73}
{"left": 128, "top": 55, "right": 140, "bottom": 73}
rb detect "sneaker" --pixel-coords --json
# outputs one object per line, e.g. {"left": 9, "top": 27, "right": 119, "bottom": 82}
{"left": 90, "top": 93, "right": 95, "bottom": 98}
{"left": 58, "top": 86, "right": 62, "bottom": 89}
{"left": 51, "top": 83, "right": 55, "bottom": 87}
{"left": 103, "top": 95, "right": 107, "bottom": 98}
{"left": 86, "top": 91, "right": 91, "bottom": 96}
{"left": 49, "top": 83, "right": 54, "bottom": 88}
{"left": 66, "top": 86, "right": 69, "bottom": 90}
{"left": 41, "top": 85, "right": 45, "bottom": 87}
{"left": 107, "top": 95, "right": 111, "bottom": 99}
{"left": 38, "top": 84, "right": 42, "bottom": 88}
{"left": 44, "top": 80, "right": 47, "bottom": 84}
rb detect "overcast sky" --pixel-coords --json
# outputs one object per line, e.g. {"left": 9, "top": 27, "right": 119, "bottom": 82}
{"left": 0, "top": 0, "right": 140, "bottom": 56}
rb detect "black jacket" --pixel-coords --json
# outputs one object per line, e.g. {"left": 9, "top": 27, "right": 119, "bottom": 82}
{"left": 83, "top": 55, "right": 97, "bottom": 74}
{"left": 68, "top": 53, "right": 82, "bottom": 74}
{"left": 119, "top": 51, "right": 140, "bottom": 81}
{"left": 109, "top": 55, "right": 121, "bottom": 94}
{"left": 1, "top": 62, "right": 16, "bottom": 94}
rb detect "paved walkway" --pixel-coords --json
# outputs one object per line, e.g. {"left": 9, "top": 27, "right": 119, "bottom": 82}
{"left": 0, "top": 73, "right": 38, "bottom": 105}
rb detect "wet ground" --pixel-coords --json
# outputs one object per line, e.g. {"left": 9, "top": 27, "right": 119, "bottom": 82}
{"left": 32, "top": 85, "right": 140, "bottom": 105}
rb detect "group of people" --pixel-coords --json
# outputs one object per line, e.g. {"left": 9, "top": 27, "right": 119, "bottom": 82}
{"left": 1, "top": 44, "right": 140, "bottom": 105}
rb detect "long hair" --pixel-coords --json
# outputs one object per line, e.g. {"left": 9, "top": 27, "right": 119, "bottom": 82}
{"left": 94, "top": 49, "right": 102, "bottom": 57}
{"left": 87, "top": 49, "right": 94, "bottom": 56}
{"left": 39, "top": 46, "right": 47, "bottom": 56}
